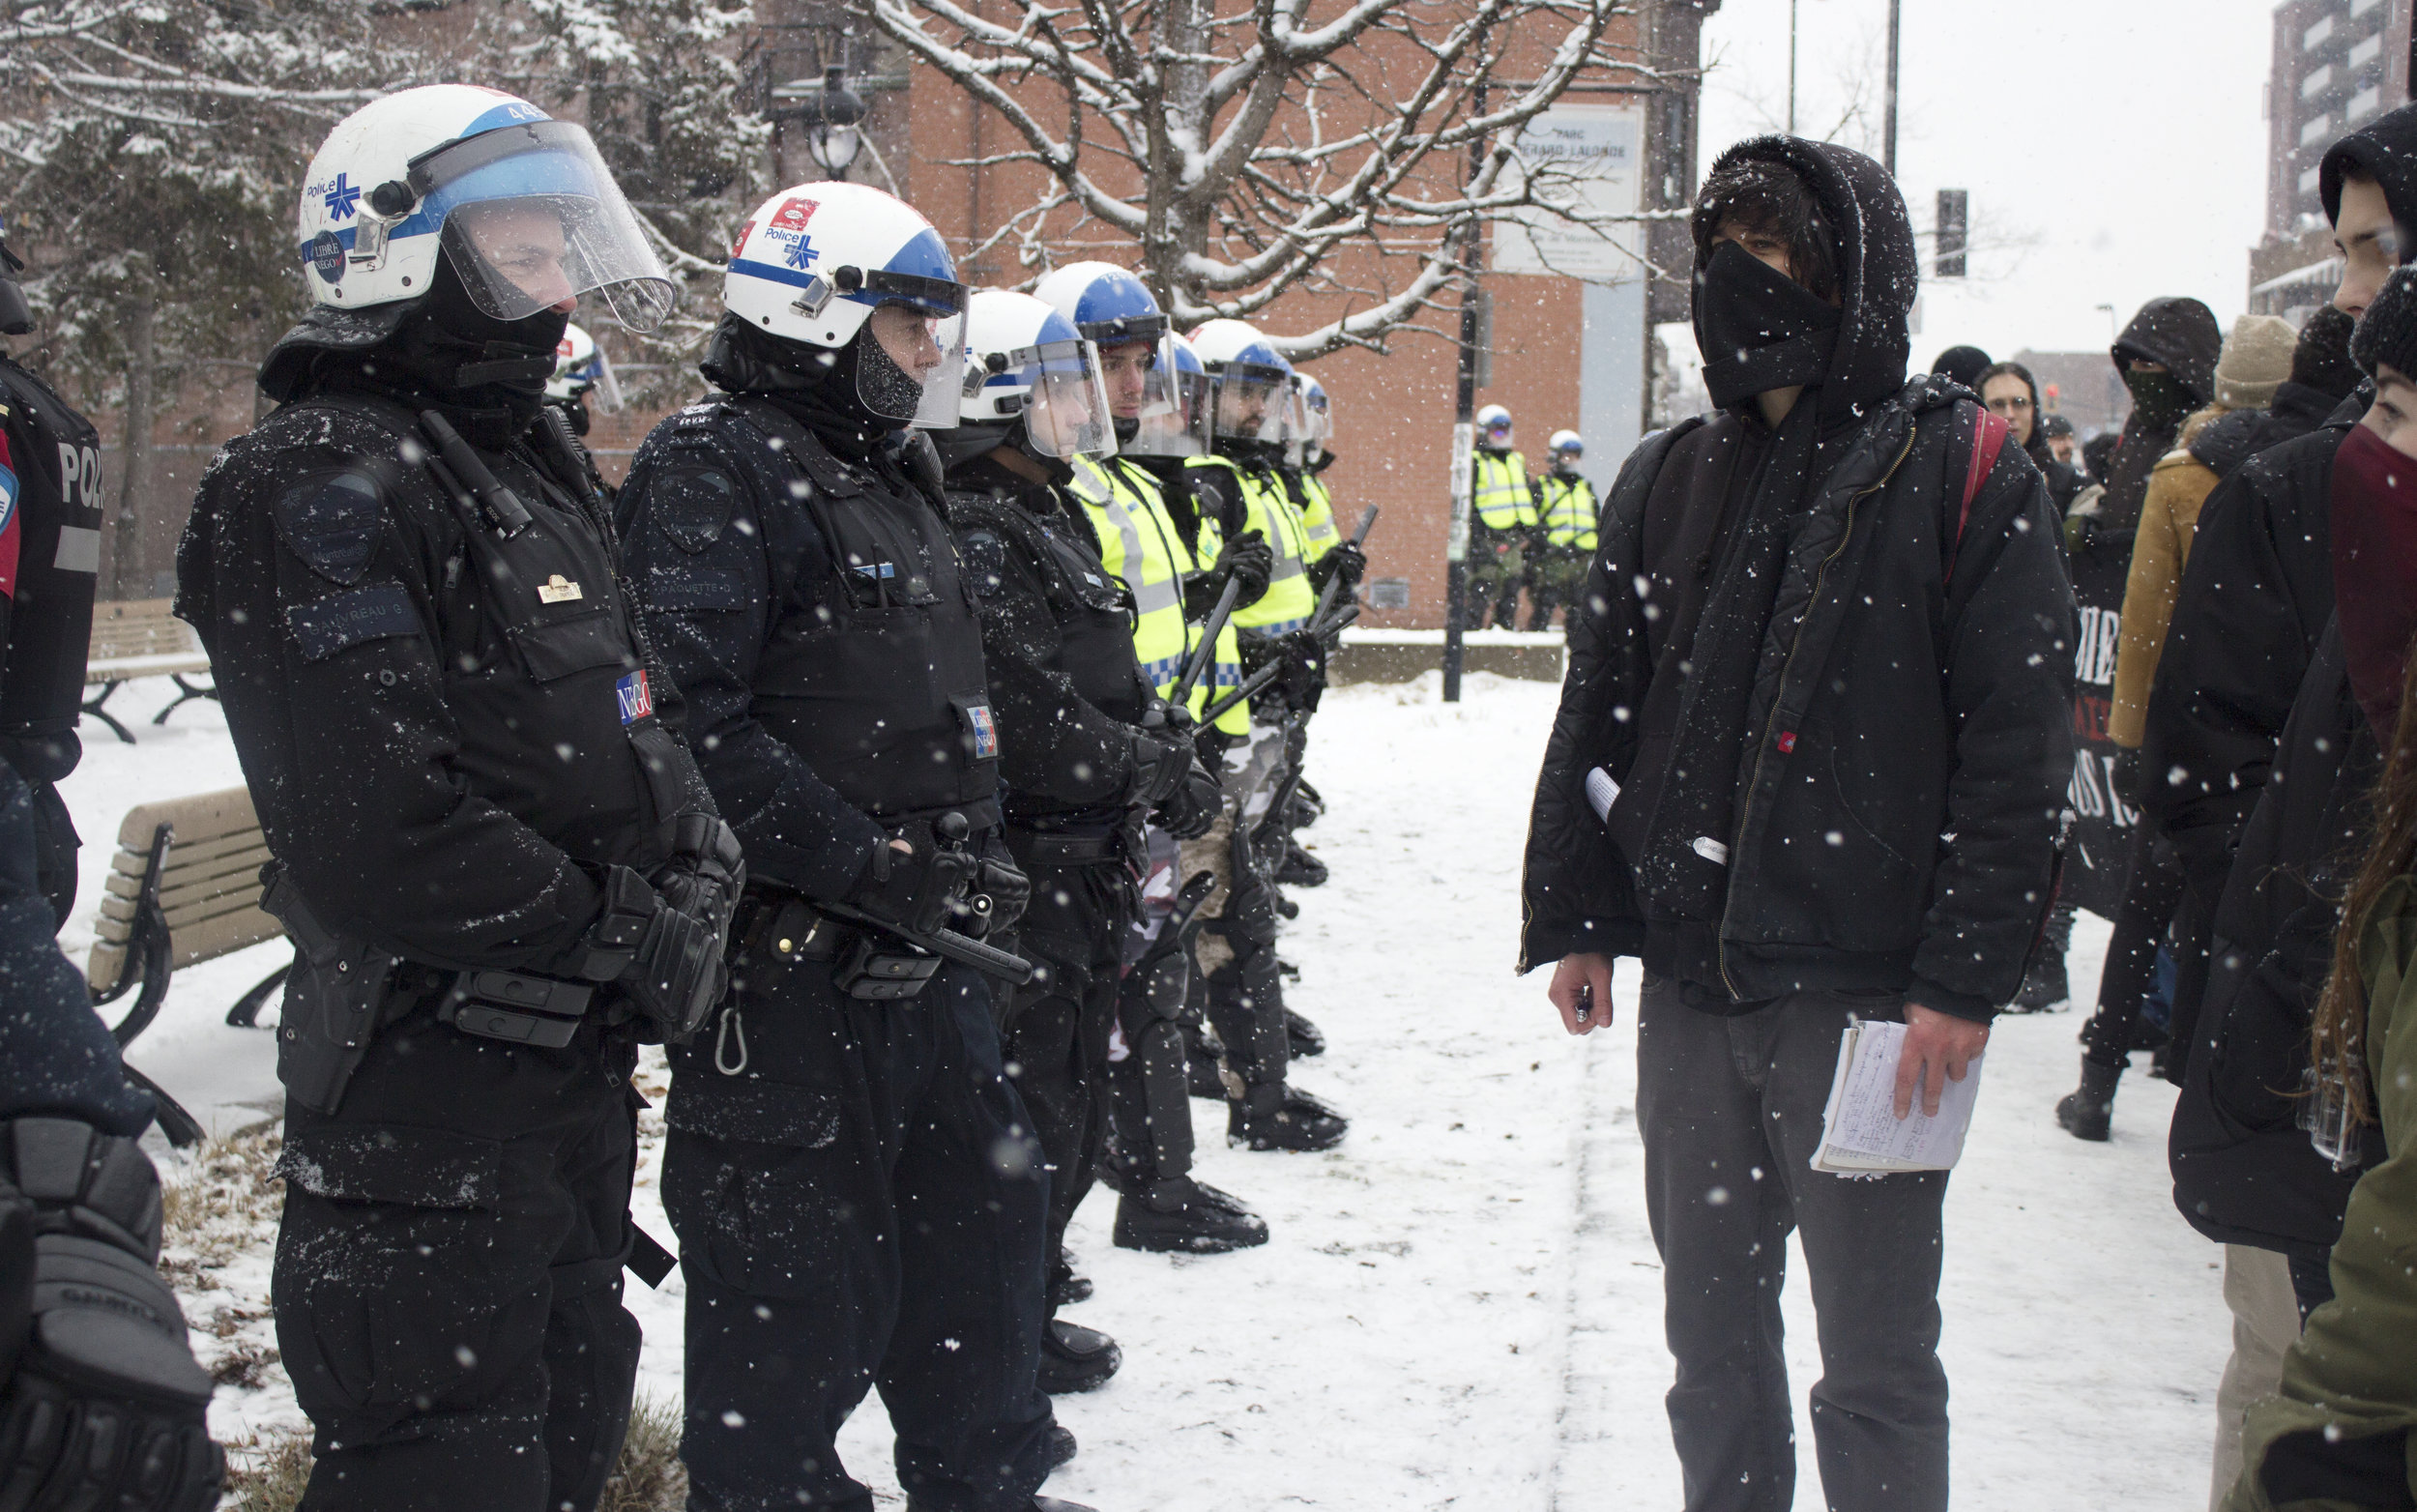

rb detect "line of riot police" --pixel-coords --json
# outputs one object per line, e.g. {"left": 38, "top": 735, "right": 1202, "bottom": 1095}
{"left": 0, "top": 80, "right": 1379, "bottom": 1512}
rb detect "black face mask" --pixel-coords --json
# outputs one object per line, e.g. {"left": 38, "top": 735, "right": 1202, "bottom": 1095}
{"left": 1692, "top": 240, "right": 1842, "bottom": 413}
{"left": 842, "top": 326, "right": 927, "bottom": 424}
{"left": 2122, "top": 365, "right": 2194, "bottom": 429}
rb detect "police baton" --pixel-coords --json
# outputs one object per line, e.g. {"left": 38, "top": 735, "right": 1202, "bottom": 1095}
{"left": 819, "top": 899, "right": 1037, "bottom": 987}
{"left": 1198, "top": 598, "right": 1361, "bottom": 726}
{"left": 1167, "top": 575, "right": 1243, "bottom": 711}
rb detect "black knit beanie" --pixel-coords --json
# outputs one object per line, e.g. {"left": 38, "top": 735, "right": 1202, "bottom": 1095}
{"left": 2292, "top": 305, "right": 2363, "bottom": 400}
{"left": 2352, "top": 267, "right": 2417, "bottom": 381}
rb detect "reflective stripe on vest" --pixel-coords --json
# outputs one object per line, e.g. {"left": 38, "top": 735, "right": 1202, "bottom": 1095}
{"left": 1471, "top": 449, "right": 1536, "bottom": 530}
{"left": 1298, "top": 471, "right": 1338, "bottom": 559}
{"left": 1099, "top": 456, "right": 1250, "bottom": 734}
{"left": 1538, "top": 473, "right": 1598, "bottom": 550}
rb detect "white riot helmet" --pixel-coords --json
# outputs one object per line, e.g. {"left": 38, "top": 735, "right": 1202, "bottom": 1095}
{"left": 958, "top": 290, "right": 1117, "bottom": 460}
{"left": 723, "top": 182, "right": 969, "bottom": 428}
{"left": 1549, "top": 429, "right": 1583, "bottom": 466}
{"left": 1034, "top": 262, "right": 1200, "bottom": 456}
{"left": 1476, "top": 403, "right": 1513, "bottom": 447}
{"left": 297, "top": 85, "right": 674, "bottom": 332}
{"left": 1187, "top": 319, "right": 1294, "bottom": 447}
{"left": 1299, "top": 375, "right": 1334, "bottom": 451}
{"left": 547, "top": 322, "right": 623, "bottom": 411}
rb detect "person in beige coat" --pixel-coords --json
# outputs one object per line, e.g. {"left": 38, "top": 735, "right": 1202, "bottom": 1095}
{"left": 2109, "top": 314, "right": 2298, "bottom": 757}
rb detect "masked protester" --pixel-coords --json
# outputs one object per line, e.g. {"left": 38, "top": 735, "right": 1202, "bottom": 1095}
{"left": 2223, "top": 283, "right": 2417, "bottom": 1508}
{"left": 612, "top": 184, "right": 1095, "bottom": 1512}
{"left": 1522, "top": 136, "right": 2073, "bottom": 1512}
{"left": 0, "top": 218, "right": 103, "bottom": 930}
{"left": 1031, "top": 264, "right": 1274, "bottom": 1257}
{"left": 176, "top": 86, "right": 742, "bottom": 1511}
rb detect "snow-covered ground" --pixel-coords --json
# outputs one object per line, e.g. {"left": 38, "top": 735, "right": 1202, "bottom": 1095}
{"left": 73, "top": 672, "right": 2226, "bottom": 1509}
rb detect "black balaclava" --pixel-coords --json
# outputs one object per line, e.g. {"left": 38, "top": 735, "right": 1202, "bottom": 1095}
{"left": 303, "top": 251, "right": 568, "bottom": 445}
{"left": 700, "top": 312, "right": 903, "bottom": 462}
{"left": 1692, "top": 240, "right": 1843, "bottom": 415}
{"left": 2121, "top": 365, "right": 2195, "bottom": 429}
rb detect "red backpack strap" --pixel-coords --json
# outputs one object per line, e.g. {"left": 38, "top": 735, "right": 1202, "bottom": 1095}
{"left": 1945, "top": 401, "right": 2009, "bottom": 584}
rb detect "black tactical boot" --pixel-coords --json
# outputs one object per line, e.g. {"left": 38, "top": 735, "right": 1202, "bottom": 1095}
{"left": 2008, "top": 951, "right": 2072, "bottom": 1014}
{"left": 1291, "top": 779, "right": 1325, "bottom": 829}
{"left": 1036, "top": 1319, "right": 1121, "bottom": 1394}
{"left": 1045, "top": 1423, "right": 1078, "bottom": 1470}
{"left": 1275, "top": 839, "right": 1328, "bottom": 887}
{"left": 1285, "top": 1007, "right": 1325, "bottom": 1059}
{"left": 1049, "top": 1247, "right": 1092, "bottom": 1309}
{"left": 1113, "top": 1174, "right": 1269, "bottom": 1253}
{"left": 1183, "top": 1020, "right": 1226, "bottom": 1099}
{"left": 1230, "top": 1081, "right": 1348, "bottom": 1151}
{"left": 2055, "top": 1057, "right": 2123, "bottom": 1142}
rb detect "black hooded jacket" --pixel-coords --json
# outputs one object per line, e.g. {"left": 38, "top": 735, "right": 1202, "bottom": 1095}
{"left": 1519, "top": 136, "right": 2075, "bottom": 1021}
{"left": 2187, "top": 380, "right": 2344, "bottom": 482}
{"left": 2071, "top": 299, "right": 2223, "bottom": 617}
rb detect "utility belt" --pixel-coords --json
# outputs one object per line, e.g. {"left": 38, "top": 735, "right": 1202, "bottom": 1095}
{"left": 263, "top": 869, "right": 626, "bottom": 1116}
{"left": 1003, "top": 822, "right": 1131, "bottom": 871}
{"left": 733, "top": 887, "right": 942, "bottom": 1003}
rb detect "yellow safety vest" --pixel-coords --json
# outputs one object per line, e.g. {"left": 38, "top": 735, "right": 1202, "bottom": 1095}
{"left": 1471, "top": 448, "right": 1536, "bottom": 531}
{"left": 1193, "top": 454, "right": 1317, "bottom": 634}
{"left": 1296, "top": 469, "right": 1339, "bottom": 562}
{"left": 1085, "top": 455, "right": 1251, "bottom": 736}
{"left": 1538, "top": 472, "right": 1598, "bottom": 551}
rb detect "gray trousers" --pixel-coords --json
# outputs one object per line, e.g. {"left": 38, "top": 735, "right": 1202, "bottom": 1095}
{"left": 1637, "top": 975, "right": 1951, "bottom": 1512}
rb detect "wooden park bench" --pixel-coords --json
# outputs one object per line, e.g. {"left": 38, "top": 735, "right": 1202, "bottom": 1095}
{"left": 82, "top": 598, "right": 216, "bottom": 744}
{"left": 87, "top": 785, "right": 287, "bottom": 1148}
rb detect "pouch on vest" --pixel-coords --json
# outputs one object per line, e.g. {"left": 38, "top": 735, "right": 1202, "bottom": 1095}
{"left": 260, "top": 868, "right": 398, "bottom": 1116}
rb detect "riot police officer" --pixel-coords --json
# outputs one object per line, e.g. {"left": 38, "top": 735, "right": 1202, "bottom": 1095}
{"left": 937, "top": 288, "right": 1221, "bottom": 1391}
{"left": 1032, "top": 268, "right": 1274, "bottom": 1255}
{"left": 0, "top": 760, "right": 222, "bottom": 1512}
{"left": 614, "top": 184, "right": 1087, "bottom": 1512}
{"left": 0, "top": 218, "right": 104, "bottom": 928}
{"left": 1466, "top": 403, "right": 1536, "bottom": 629}
{"left": 1267, "top": 373, "right": 1365, "bottom": 889}
{"left": 177, "top": 86, "right": 742, "bottom": 1511}
{"left": 1176, "top": 320, "right": 1346, "bottom": 1154}
{"left": 1528, "top": 429, "right": 1596, "bottom": 633}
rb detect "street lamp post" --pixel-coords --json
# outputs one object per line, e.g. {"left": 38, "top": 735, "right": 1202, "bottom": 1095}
{"left": 772, "top": 65, "right": 866, "bottom": 181}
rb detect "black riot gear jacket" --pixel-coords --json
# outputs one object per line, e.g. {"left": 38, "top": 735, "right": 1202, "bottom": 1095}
{"left": 942, "top": 451, "right": 1154, "bottom": 829}
{"left": 615, "top": 391, "right": 1004, "bottom": 903}
{"left": 177, "top": 383, "right": 714, "bottom": 974}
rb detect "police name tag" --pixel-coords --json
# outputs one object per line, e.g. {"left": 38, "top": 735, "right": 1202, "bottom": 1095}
{"left": 616, "top": 669, "right": 654, "bottom": 725}
{"left": 539, "top": 573, "right": 584, "bottom": 604}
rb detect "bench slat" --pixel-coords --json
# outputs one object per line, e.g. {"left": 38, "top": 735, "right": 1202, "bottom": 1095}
{"left": 111, "top": 787, "right": 260, "bottom": 854}
{"left": 87, "top": 783, "right": 278, "bottom": 993}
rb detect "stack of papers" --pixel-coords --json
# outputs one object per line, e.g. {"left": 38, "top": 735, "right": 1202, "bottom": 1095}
{"left": 1811, "top": 1018, "right": 1986, "bottom": 1174}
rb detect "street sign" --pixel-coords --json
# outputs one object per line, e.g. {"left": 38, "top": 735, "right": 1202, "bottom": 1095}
{"left": 1492, "top": 102, "right": 1646, "bottom": 282}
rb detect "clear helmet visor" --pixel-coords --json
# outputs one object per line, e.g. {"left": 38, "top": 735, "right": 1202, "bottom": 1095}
{"left": 1210, "top": 363, "right": 1290, "bottom": 444}
{"left": 418, "top": 121, "right": 676, "bottom": 333}
{"left": 853, "top": 300, "right": 969, "bottom": 429}
{"left": 1098, "top": 333, "right": 1203, "bottom": 457}
{"left": 1008, "top": 337, "right": 1118, "bottom": 459}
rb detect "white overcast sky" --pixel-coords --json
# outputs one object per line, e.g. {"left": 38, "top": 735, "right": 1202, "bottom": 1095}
{"left": 1694, "top": 0, "right": 2278, "bottom": 361}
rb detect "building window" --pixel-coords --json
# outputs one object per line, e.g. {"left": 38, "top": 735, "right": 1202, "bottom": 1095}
{"left": 2351, "top": 85, "right": 2382, "bottom": 124}
{"left": 2303, "top": 112, "right": 2335, "bottom": 146}
{"left": 2304, "top": 63, "right": 2335, "bottom": 99}
{"left": 2350, "top": 33, "right": 2382, "bottom": 69}
{"left": 2302, "top": 164, "right": 2324, "bottom": 195}
{"left": 2306, "top": 15, "right": 2335, "bottom": 47}
{"left": 2353, "top": 0, "right": 2382, "bottom": 17}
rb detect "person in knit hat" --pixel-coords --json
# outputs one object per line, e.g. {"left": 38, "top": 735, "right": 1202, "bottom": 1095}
{"left": 1931, "top": 343, "right": 1993, "bottom": 390}
{"left": 2191, "top": 305, "right": 2365, "bottom": 482}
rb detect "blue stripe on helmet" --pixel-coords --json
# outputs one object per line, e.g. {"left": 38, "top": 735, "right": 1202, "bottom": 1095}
{"left": 883, "top": 226, "right": 958, "bottom": 286}
{"left": 461, "top": 101, "right": 553, "bottom": 136}
{"left": 1073, "top": 269, "right": 1161, "bottom": 329}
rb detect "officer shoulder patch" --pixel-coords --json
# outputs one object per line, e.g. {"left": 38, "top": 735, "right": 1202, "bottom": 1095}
{"left": 653, "top": 464, "right": 741, "bottom": 555}
{"left": 286, "top": 580, "right": 421, "bottom": 661}
{"left": 272, "top": 470, "right": 386, "bottom": 586}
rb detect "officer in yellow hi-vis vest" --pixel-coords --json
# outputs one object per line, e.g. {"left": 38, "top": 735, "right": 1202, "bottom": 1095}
{"left": 1285, "top": 376, "right": 1367, "bottom": 601}
{"left": 1467, "top": 403, "right": 1538, "bottom": 629}
{"left": 1529, "top": 429, "right": 1599, "bottom": 633}
{"left": 1172, "top": 317, "right": 1349, "bottom": 1156}
{"left": 1034, "top": 265, "right": 1277, "bottom": 1255}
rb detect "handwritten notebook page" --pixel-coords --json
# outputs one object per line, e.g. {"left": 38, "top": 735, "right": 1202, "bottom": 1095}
{"left": 1812, "top": 1019, "right": 1986, "bottom": 1174}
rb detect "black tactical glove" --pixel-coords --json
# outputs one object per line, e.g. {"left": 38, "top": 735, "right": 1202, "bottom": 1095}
{"left": 848, "top": 825, "right": 980, "bottom": 938}
{"left": 1308, "top": 539, "right": 1367, "bottom": 597}
{"left": 1185, "top": 531, "right": 1272, "bottom": 618}
{"left": 972, "top": 849, "right": 1030, "bottom": 938}
{"left": 1129, "top": 730, "right": 1199, "bottom": 809}
{"left": 1279, "top": 627, "right": 1329, "bottom": 706}
{"left": 582, "top": 865, "right": 729, "bottom": 1041}
{"left": 0, "top": 1119, "right": 221, "bottom": 1512}
{"left": 1155, "top": 755, "right": 1222, "bottom": 841}
{"left": 651, "top": 814, "right": 745, "bottom": 936}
